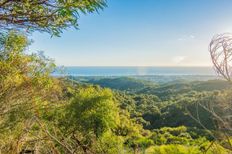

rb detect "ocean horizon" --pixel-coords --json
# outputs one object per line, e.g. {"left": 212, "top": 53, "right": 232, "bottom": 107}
{"left": 54, "top": 66, "right": 216, "bottom": 76}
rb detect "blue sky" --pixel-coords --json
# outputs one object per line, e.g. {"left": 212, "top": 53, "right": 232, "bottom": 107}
{"left": 29, "top": 0, "right": 232, "bottom": 66}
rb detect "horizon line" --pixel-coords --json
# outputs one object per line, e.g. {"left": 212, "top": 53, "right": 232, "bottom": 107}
{"left": 57, "top": 65, "right": 213, "bottom": 67}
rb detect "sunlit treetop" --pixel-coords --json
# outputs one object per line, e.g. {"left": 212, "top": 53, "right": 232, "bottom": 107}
{"left": 0, "top": 0, "right": 106, "bottom": 36}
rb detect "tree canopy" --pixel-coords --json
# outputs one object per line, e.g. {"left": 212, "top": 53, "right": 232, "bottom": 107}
{"left": 0, "top": 0, "right": 106, "bottom": 35}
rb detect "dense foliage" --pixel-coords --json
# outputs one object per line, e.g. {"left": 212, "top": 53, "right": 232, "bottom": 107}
{"left": 75, "top": 76, "right": 232, "bottom": 153}
{"left": 0, "top": 0, "right": 106, "bottom": 35}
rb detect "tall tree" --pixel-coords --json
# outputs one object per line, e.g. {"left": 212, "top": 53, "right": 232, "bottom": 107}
{"left": 0, "top": 31, "right": 66, "bottom": 153}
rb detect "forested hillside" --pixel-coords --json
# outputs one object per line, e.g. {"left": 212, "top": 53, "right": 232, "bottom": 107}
{"left": 69, "top": 76, "right": 232, "bottom": 153}
{"left": 0, "top": 0, "right": 231, "bottom": 153}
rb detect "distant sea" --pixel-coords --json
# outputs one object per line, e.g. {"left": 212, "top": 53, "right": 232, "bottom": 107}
{"left": 54, "top": 66, "right": 216, "bottom": 76}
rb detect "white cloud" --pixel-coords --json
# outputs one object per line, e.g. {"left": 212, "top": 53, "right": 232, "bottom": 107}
{"left": 178, "top": 35, "right": 196, "bottom": 41}
{"left": 190, "top": 35, "right": 195, "bottom": 39}
{"left": 172, "top": 56, "right": 186, "bottom": 64}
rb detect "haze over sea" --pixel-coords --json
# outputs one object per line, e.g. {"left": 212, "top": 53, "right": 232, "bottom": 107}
{"left": 55, "top": 66, "right": 216, "bottom": 76}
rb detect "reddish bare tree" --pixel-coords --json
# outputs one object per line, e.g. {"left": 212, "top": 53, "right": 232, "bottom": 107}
{"left": 205, "top": 33, "right": 232, "bottom": 151}
{"left": 187, "top": 34, "right": 232, "bottom": 153}
{"left": 209, "top": 33, "right": 232, "bottom": 81}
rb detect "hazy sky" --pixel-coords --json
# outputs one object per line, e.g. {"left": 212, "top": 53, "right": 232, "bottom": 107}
{"left": 29, "top": 0, "right": 232, "bottom": 66}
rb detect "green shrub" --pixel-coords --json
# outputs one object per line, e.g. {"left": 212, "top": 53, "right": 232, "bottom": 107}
{"left": 146, "top": 145, "right": 202, "bottom": 154}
